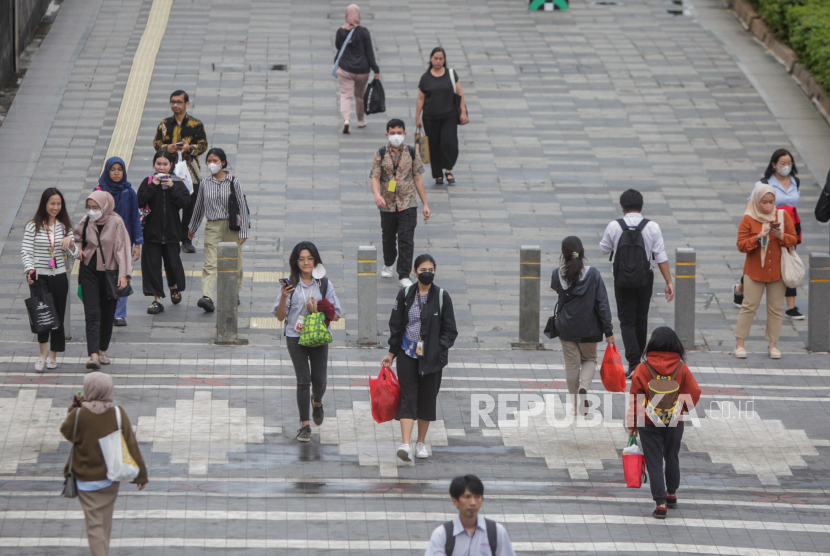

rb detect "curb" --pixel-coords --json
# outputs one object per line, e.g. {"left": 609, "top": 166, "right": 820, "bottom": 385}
{"left": 724, "top": 0, "right": 830, "bottom": 125}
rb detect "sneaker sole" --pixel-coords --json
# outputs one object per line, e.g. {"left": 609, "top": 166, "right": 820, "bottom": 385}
{"left": 197, "top": 300, "right": 215, "bottom": 313}
{"left": 86, "top": 362, "right": 100, "bottom": 370}
{"left": 653, "top": 512, "right": 667, "bottom": 520}
{"left": 296, "top": 436, "right": 311, "bottom": 443}
{"left": 787, "top": 315, "right": 805, "bottom": 320}
{"left": 415, "top": 452, "right": 428, "bottom": 459}
{"left": 396, "top": 449, "right": 412, "bottom": 462}
{"left": 666, "top": 503, "right": 678, "bottom": 509}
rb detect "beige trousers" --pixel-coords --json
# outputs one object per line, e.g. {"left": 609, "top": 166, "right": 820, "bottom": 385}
{"left": 735, "top": 276, "right": 786, "bottom": 342}
{"left": 202, "top": 219, "right": 244, "bottom": 298}
{"left": 560, "top": 340, "right": 598, "bottom": 395}
{"left": 78, "top": 482, "right": 120, "bottom": 556}
{"left": 336, "top": 67, "right": 369, "bottom": 122}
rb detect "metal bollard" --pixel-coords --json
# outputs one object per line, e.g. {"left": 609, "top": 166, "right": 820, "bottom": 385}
{"left": 674, "top": 248, "right": 696, "bottom": 350}
{"left": 513, "top": 245, "right": 543, "bottom": 350}
{"left": 808, "top": 253, "right": 830, "bottom": 352}
{"left": 215, "top": 242, "right": 247, "bottom": 345}
{"left": 357, "top": 246, "right": 379, "bottom": 346}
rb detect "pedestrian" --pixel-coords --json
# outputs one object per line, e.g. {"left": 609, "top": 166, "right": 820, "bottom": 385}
{"left": 272, "top": 242, "right": 341, "bottom": 443}
{"left": 61, "top": 372, "right": 148, "bottom": 556}
{"left": 599, "top": 189, "right": 674, "bottom": 378}
{"left": 424, "top": 474, "right": 516, "bottom": 556}
{"left": 550, "top": 236, "right": 614, "bottom": 414}
{"left": 381, "top": 254, "right": 458, "bottom": 462}
{"left": 734, "top": 149, "right": 804, "bottom": 320}
{"left": 137, "top": 150, "right": 191, "bottom": 314}
{"left": 187, "top": 148, "right": 248, "bottom": 313}
{"left": 21, "top": 188, "right": 78, "bottom": 370}
{"left": 734, "top": 184, "right": 797, "bottom": 359}
{"left": 334, "top": 4, "right": 379, "bottom": 133}
{"left": 627, "top": 327, "right": 701, "bottom": 519}
{"left": 95, "top": 157, "right": 142, "bottom": 327}
{"left": 74, "top": 191, "right": 133, "bottom": 370}
{"left": 815, "top": 167, "right": 830, "bottom": 224}
{"left": 415, "top": 47, "right": 468, "bottom": 185}
{"left": 370, "top": 118, "right": 431, "bottom": 287}
{"left": 153, "top": 89, "right": 208, "bottom": 254}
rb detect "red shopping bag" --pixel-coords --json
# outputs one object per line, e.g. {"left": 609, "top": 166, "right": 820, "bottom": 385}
{"left": 600, "top": 344, "right": 626, "bottom": 393}
{"left": 370, "top": 366, "right": 401, "bottom": 424}
{"left": 623, "top": 436, "right": 647, "bottom": 488}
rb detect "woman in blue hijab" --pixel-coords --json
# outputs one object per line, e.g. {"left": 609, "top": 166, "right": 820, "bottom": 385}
{"left": 96, "top": 157, "right": 142, "bottom": 326}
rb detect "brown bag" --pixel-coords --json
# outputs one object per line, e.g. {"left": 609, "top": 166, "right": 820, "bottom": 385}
{"left": 415, "top": 127, "right": 430, "bottom": 164}
{"left": 644, "top": 362, "right": 682, "bottom": 425}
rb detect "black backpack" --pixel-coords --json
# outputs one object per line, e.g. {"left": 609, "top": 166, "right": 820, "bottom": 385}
{"left": 378, "top": 145, "right": 416, "bottom": 162}
{"left": 612, "top": 218, "right": 652, "bottom": 289}
{"left": 444, "top": 518, "right": 497, "bottom": 556}
{"left": 817, "top": 179, "right": 830, "bottom": 223}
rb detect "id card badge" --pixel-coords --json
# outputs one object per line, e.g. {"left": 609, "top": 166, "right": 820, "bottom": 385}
{"left": 416, "top": 341, "right": 424, "bottom": 356}
{"left": 294, "top": 315, "right": 304, "bottom": 332}
{"left": 387, "top": 179, "right": 397, "bottom": 192}
{"left": 49, "top": 258, "right": 56, "bottom": 268}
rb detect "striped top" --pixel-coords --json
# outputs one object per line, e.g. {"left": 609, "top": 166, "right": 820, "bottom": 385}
{"left": 188, "top": 173, "right": 248, "bottom": 239}
{"left": 21, "top": 221, "right": 78, "bottom": 275}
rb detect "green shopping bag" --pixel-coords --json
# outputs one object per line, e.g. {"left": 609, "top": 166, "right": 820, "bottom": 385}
{"left": 299, "top": 312, "right": 332, "bottom": 347}
{"left": 77, "top": 284, "right": 83, "bottom": 301}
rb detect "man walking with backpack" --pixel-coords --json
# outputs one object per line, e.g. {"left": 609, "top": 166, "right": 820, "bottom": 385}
{"left": 425, "top": 475, "right": 516, "bottom": 556}
{"left": 600, "top": 189, "right": 674, "bottom": 378}
{"left": 371, "top": 118, "right": 431, "bottom": 287}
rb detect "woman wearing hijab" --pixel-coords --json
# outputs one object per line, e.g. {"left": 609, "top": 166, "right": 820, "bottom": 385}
{"left": 95, "top": 157, "right": 142, "bottom": 326}
{"left": 334, "top": 4, "right": 380, "bottom": 133}
{"left": 74, "top": 191, "right": 133, "bottom": 370}
{"left": 734, "top": 184, "right": 797, "bottom": 359}
{"left": 61, "top": 372, "right": 148, "bottom": 556}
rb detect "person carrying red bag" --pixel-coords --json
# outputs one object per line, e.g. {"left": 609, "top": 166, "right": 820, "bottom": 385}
{"left": 626, "top": 327, "right": 701, "bottom": 520}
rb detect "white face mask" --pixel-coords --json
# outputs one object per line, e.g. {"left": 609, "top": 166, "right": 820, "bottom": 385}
{"left": 207, "top": 163, "right": 222, "bottom": 175}
{"left": 388, "top": 134, "right": 405, "bottom": 148}
{"left": 312, "top": 263, "right": 327, "bottom": 280}
{"left": 87, "top": 209, "right": 103, "bottom": 222}
{"left": 777, "top": 165, "right": 792, "bottom": 176}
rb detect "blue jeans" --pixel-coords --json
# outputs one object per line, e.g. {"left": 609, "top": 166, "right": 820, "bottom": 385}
{"left": 115, "top": 296, "right": 127, "bottom": 319}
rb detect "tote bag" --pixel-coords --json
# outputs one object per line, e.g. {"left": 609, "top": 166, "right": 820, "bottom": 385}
{"left": 25, "top": 291, "right": 59, "bottom": 334}
{"left": 415, "top": 127, "right": 430, "bottom": 164}
{"left": 778, "top": 210, "right": 805, "bottom": 288}
{"left": 299, "top": 312, "right": 332, "bottom": 347}
{"left": 173, "top": 152, "right": 194, "bottom": 194}
{"left": 98, "top": 406, "right": 140, "bottom": 482}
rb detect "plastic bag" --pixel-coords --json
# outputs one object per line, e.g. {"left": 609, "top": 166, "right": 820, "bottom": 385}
{"left": 99, "top": 407, "right": 140, "bottom": 482}
{"left": 370, "top": 366, "right": 400, "bottom": 424}
{"left": 364, "top": 78, "right": 386, "bottom": 116}
{"left": 623, "top": 435, "right": 647, "bottom": 488}
{"left": 600, "top": 344, "right": 626, "bottom": 393}
{"left": 174, "top": 152, "right": 194, "bottom": 194}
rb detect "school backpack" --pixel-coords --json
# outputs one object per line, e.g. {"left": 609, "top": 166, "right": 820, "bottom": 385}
{"left": 643, "top": 362, "right": 683, "bottom": 426}
{"left": 444, "top": 518, "right": 497, "bottom": 556}
{"left": 612, "top": 218, "right": 652, "bottom": 289}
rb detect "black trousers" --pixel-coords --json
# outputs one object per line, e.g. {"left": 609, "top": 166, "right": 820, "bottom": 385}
{"left": 380, "top": 207, "right": 417, "bottom": 279}
{"left": 30, "top": 273, "right": 69, "bottom": 352}
{"left": 180, "top": 180, "right": 200, "bottom": 242}
{"left": 615, "top": 271, "right": 654, "bottom": 372}
{"left": 639, "top": 421, "right": 684, "bottom": 506}
{"left": 79, "top": 262, "right": 117, "bottom": 356}
{"left": 395, "top": 351, "right": 442, "bottom": 421}
{"left": 286, "top": 336, "right": 328, "bottom": 422}
{"left": 141, "top": 242, "right": 186, "bottom": 298}
{"left": 423, "top": 113, "right": 459, "bottom": 179}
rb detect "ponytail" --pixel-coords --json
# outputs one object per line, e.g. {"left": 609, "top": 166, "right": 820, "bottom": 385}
{"left": 561, "top": 236, "right": 585, "bottom": 286}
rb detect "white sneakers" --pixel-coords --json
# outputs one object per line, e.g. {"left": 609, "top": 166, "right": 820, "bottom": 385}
{"left": 415, "top": 442, "right": 428, "bottom": 459}
{"left": 381, "top": 266, "right": 394, "bottom": 278}
{"left": 399, "top": 277, "right": 413, "bottom": 287}
{"left": 397, "top": 444, "right": 413, "bottom": 462}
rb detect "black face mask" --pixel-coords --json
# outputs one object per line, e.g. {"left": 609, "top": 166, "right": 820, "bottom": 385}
{"left": 417, "top": 272, "right": 434, "bottom": 286}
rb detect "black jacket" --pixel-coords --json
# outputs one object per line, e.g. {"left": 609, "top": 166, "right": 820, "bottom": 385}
{"left": 551, "top": 265, "right": 613, "bottom": 343}
{"left": 136, "top": 177, "right": 191, "bottom": 244}
{"left": 335, "top": 26, "right": 379, "bottom": 75}
{"left": 388, "top": 283, "right": 458, "bottom": 375}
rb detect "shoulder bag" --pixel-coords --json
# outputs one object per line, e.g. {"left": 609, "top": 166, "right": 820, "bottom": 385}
{"left": 93, "top": 227, "right": 133, "bottom": 300}
{"left": 61, "top": 408, "right": 81, "bottom": 498}
{"left": 449, "top": 69, "right": 467, "bottom": 124}
{"left": 332, "top": 28, "right": 356, "bottom": 77}
{"left": 544, "top": 276, "right": 576, "bottom": 339}
{"left": 778, "top": 209, "right": 805, "bottom": 289}
{"left": 98, "top": 406, "right": 140, "bottom": 482}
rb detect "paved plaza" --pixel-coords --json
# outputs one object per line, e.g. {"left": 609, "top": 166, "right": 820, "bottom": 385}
{"left": 0, "top": 0, "right": 829, "bottom": 554}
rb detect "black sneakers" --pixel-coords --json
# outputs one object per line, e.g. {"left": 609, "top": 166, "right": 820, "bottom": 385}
{"left": 182, "top": 241, "right": 196, "bottom": 254}
{"left": 786, "top": 307, "right": 805, "bottom": 320}
{"left": 197, "top": 296, "right": 215, "bottom": 313}
{"left": 312, "top": 403, "right": 324, "bottom": 426}
{"left": 296, "top": 425, "right": 312, "bottom": 442}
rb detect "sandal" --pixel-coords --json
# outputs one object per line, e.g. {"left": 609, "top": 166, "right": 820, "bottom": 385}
{"left": 435, "top": 177, "right": 444, "bottom": 185}
{"left": 652, "top": 504, "right": 668, "bottom": 519}
{"left": 666, "top": 494, "right": 678, "bottom": 509}
{"left": 171, "top": 290, "right": 182, "bottom": 305}
{"left": 445, "top": 171, "right": 455, "bottom": 185}
{"left": 147, "top": 301, "right": 165, "bottom": 314}
{"left": 98, "top": 353, "right": 111, "bottom": 365}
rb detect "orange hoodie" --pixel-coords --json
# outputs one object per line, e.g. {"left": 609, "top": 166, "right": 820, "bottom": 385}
{"left": 626, "top": 352, "right": 701, "bottom": 430}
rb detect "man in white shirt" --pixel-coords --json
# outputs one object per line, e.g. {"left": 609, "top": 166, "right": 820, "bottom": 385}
{"left": 424, "top": 475, "right": 516, "bottom": 556}
{"left": 600, "top": 189, "right": 674, "bottom": 377}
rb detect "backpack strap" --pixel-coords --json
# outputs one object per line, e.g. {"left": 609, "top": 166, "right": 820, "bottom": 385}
{"left": 669, "top": 361, "right": 683, "bottom": 381}
{"left": 485, "top": 518, "right": 497, "bottom": 556}
{"left": 644, "top": 362, "right": 658, "bottom": 380}
{"left": 438, "top": 288, "right": 444, "bottom": 319}
{"left": 378, "top": 146, "right": 386, "bottom": 159}
{"left": 635, "top": 218, "right": 649, "bottom": 233}
{"left": 760, "top": 177, "right": 768, "bottom": 185}
{"left": 408, "top": 145, "right": 416, "bottom": 160}
{"left": 318, "top": 277, "right": 329, "bottom": 298}
{"left": 443, "top": 521, "right": 455, "bottom": 556}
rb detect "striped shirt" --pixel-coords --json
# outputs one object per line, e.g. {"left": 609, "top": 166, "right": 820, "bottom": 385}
{"left": 188, "top": 173, "right": 249, "bottom": 239}
{"left": 21, "top": 221, "right": 78, "bottom": 275}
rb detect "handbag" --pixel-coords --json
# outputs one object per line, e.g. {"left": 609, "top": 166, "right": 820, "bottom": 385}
{"left": 543, "top": 286, "right": 574, "bottom": 340}
{"left": 173, "top": 152, "right": 194, "bottom": 194}
{"left": 415, "top": 127, "right": 430, "bottom": 164}
{"left": 227, "top": 178, "right": 249, "bottom": 232}
{"left": 98, "top": 406, "right": 140, "bottom": 482}
{"left": 25, "top": 290, "right": 60, "bottom": 334}
{"left": 61, "top": 408, "right": 81, "bottom": 499}
{"left": 331, "top": 27, "right": 356, "bottom": 77}
{"left": 778, "top": 210, "right": 805, "bottom": 289}
{"left": 299, "top": 312, "right": 333, "bottom": 347}
{"left": 449, "top": 68, "right": 466, "bottom": 124}
{"left": 93, "top": 227, "right": 133, "bottom": 300}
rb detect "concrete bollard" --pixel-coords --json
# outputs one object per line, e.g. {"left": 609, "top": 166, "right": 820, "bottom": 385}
{"left": 215, "top": 242, "right": 247, "bottom": 345}
{"left": 808, "top": 253, "right": 830, "bottom": 352}
{"left": 674, "top": 248, "right": 696, "bottom": 350}
{"left": 513, "top": 245, "right": 543, "bottom": 350}
{"left": 357, "top": 246, "right": 379, "bottom": 346}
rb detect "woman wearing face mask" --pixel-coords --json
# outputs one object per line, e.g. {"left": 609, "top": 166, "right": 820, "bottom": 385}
{"left": 734, "top": 184, "right": 797, "bottom": 359}
{"left": 272, "top": 242, "right": 342, "bottom": 442}
{"left": 21, "top": 188, "right": 78, "bottom": 370}
{"left": 381, "top": 254, "right": 458, "bottom": 462}
{"left": 734, "top": 149, "right": 803, "bottom": 320}
{"left": 94, "top": 157, "right": 142, "bottom": 327}
{"left": 187, "top": 148, "right": 248, "bottom": 312}
{"left": 73, "top": 191, "right": 133, "bottom": 370}
{"left": 137, "top": 151, "right": 191, "bottom": 314}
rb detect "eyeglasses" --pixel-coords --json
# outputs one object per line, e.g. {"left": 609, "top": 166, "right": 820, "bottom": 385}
{"left": 170, "top": 100, "right": 185, "bottom": 105}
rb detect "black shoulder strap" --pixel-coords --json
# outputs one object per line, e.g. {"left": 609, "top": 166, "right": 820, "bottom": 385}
{"left": 408, "top": 145, "right": 416, "bottom": 159}
{"left": 760, "top": 177, "right": 768, "bottom": 184}
{"left": 81, "top": 217, "right": 90, "bottom": 250}
{"left": 794, "top": 175, "right": 800, "bottom": 189}
{"left": 319, "top": 277, "right": 329, "bottom": 298}
{"left": 635, "top": 218, "right": 649, "bottom": 232}
{"left": 485, "top": 519, "right": 497, "bottom": 556}
{"left": 378, "top": 146, "right": 386, "bottom": 159}
{"left": 444, "top": 521, "right": 455, "bottom": 556}
{"left": 616, "top": 217, "right": 627, "bottom": 230}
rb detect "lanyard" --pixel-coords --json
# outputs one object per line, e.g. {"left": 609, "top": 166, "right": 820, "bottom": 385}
{"left": 389, "top": 147, "right": 404, "bottom": 180}
{"left": 45, "top": 223, "right": 55, "bottom": 257}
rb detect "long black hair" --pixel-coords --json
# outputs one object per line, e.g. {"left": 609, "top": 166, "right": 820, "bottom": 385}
{"left": 427, "top": 47, "right": 446, "bottom": 70}
{"left": 31, "top": 188, "right": 73, "bottom": 234}
{"left": 642, "top": 326, "right": 685, "bottom": 361}
{"left": 560, "top": 236, "right": 585, "bottom": 286}
{"left": 289, "top": 241, "right": 323, "bottom": 283}
{"left": 763, "top": 148, "right": 797, "bottom": 180}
